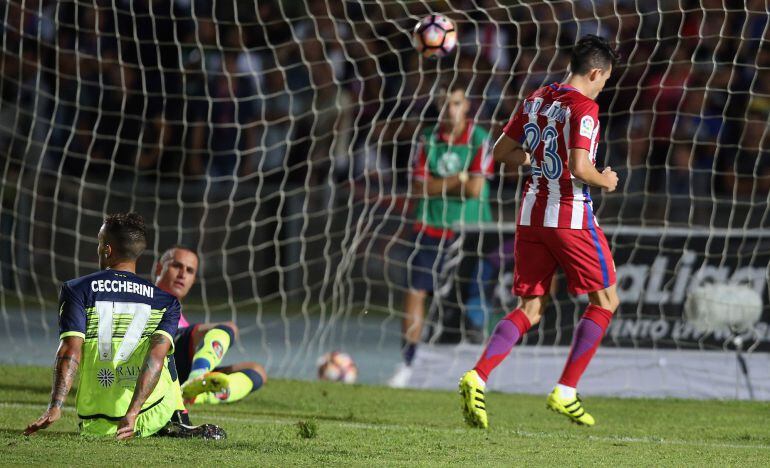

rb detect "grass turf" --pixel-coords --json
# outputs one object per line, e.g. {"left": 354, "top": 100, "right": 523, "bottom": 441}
{"left": 2, "top": 365, "right": 769, "bottom": 466}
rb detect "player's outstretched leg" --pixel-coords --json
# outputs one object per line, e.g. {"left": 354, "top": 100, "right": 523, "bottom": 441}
{"left": 459, "top": 297, "right": 543, "bottom": 428}
{"left": 181, "top": 322, "right": 237, "bottom": 399}
{"left": 188, "top": 362, "right": 267, "bottom": 405}
{"left": 547, "top": 287, "right": 617, "bottom": 426}
{"left": 472, "top": 309, "right": 532, "bottom": 382}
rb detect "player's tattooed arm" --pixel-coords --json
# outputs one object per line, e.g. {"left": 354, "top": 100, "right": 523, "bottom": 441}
{"left": 125, "top": 333, "right": 171, "bottom": 415}
{"left": 50, "top": 337, "right": 83, "bottom": 408}
{"left": 24, "top": 337, "right": 83, "bottom": 435}
{"left": 50, "top": 356, "right": 79, "bottom": 408}
{"left": 117, "top": 333, "right": 171, "bottom": 440}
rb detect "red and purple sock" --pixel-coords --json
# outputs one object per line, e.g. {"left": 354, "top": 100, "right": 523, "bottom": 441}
{"left": 473, "top": 309, "right": 531, "bottom": 382}
{"left": 558, "top": 304, "right": 613, "bottom": 388}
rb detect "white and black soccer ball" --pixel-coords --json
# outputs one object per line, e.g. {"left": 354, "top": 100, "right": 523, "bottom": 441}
{"left": 317, "top": 351, "right": 358, "bottom": 384}
{"left": 413, "top": 14, "right": 458, "bottom": 59}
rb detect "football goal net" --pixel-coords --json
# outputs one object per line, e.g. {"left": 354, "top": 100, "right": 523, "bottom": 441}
{"left": 0, "top": 1, "right": 768, "bottom": 398}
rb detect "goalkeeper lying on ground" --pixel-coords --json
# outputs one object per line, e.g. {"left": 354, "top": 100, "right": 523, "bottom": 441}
{"left": 154, "top": 245, "right": 266, "bottom": 410}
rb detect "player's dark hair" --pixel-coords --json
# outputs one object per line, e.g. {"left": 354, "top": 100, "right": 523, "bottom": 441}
{"left": 439, "top": 79, "right": 467, "bottom": 96}
{"left": 570, "top": 34, "right": 619, "bottom": 75}
{"left": 159, "top": 245, "right": 199, "bottom": 264}
{"left": 102, "top": 212, "right": 147, "bottom": 261}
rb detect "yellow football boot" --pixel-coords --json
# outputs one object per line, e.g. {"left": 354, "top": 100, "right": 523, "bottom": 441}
{"left": 181, "top": 371, "right": 230, "bottom": 402}
{"left": 546, "top": 387, "right": 595, "bottom": 426}
{"left": 459, "top": 370, "right": 488, "bottom": 429}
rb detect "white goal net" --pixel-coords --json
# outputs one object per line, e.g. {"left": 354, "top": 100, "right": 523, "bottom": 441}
{"left": 1, "top": 1, "right": 769, "bottom": 398}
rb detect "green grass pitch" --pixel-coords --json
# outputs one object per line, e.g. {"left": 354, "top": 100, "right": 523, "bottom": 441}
{"left": 2, "top": 365, "right": 769, "bottom": 466}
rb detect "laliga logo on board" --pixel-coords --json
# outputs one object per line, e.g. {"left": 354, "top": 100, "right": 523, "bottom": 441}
{"left": 613, "top": 250, "right": 766, "bottom": 305}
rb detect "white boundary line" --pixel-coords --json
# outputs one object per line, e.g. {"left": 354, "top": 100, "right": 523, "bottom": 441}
{"left": 3, "top": 402, "right": 769, "bottom": 451}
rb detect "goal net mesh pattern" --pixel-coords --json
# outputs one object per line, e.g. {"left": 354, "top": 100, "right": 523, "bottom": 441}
{"left": 1, "top": 1, "right": 768, "bottom": 390}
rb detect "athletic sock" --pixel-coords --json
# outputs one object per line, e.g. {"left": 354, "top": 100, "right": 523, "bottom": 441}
{"left": 170, "top": 409, "right": 192, "bottom": 426}
{"left": 193, "top": 369, "right": 264, "bottom": 405}
{"left": 403, "top": 342, "right": 417, "bottom": 366}
{"left": 555, "top": 383, "right": 576, "bottom": 400}
{"left": 188, "top": 325, "right": 235, "bottom": 382}
{"left": 473, "top": 309, "right": 531, "bottom": 382}
{"left": 558, "top": 304, "right": 613, "bottom": 388}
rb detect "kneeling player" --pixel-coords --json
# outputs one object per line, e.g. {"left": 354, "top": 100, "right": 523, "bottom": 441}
{"left": 155, "top": 245, "right": 266, "bottom": 405}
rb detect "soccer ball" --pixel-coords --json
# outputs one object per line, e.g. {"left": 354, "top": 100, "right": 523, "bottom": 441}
{"left": 317, "top": 351, "right": 358, "bottom": 384}
{"left": 413, "top": 14, "right": 457, "bottom": 59}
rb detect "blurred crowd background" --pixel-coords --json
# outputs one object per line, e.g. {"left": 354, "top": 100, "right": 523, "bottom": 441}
{"left": 2, "top": 1, "right": 769, "bottom": 203}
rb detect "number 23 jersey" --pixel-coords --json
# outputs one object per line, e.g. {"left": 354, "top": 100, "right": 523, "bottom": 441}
{"left": 58, "top": 269, "right": 181, "bottom": 421}
{"left": 503, "top": 83, "right": 601, "bottom": 230}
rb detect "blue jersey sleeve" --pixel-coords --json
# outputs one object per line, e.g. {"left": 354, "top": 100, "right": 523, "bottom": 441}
{"left": 58, "top": 283, "right": 86, "bottom": 340}
{"left": 153, "top": 298, "right": 181, "bottom": 352}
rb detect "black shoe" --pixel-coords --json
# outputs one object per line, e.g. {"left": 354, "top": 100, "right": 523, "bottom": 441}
{"left": 155, "top": 421, "right": 227, "bottom": 440}
{"left": 170, "top": 409, "right": 192, "bottom": 426}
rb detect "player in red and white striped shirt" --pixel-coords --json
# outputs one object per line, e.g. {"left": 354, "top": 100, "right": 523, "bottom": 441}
{"left": 460, "top": 35, "right": 620, "bottom": 428}
{"left": 505, "top": 80, "right": 604, "bottom": 229}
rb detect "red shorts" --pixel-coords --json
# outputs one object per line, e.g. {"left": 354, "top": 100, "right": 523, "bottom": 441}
{"left": 513, "top": 225, "right": 616, "bottom": 296}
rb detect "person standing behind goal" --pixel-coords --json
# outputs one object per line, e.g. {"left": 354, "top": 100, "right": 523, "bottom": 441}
{"left": 389, "top": 82, "right": 494, "bottom": 388}
{"left": 459, "top": 35, "right": 620, "bottom": 428}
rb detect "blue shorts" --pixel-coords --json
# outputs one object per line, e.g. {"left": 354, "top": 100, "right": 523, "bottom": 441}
{"left": 405, "top": 232, "right": 454, "bottom": 292}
